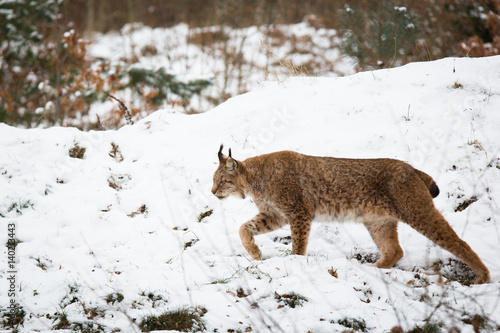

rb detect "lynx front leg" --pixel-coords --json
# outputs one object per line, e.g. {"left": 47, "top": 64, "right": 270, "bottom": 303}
{"left": 239, "top": 212, "right": 285, "bottom": 260}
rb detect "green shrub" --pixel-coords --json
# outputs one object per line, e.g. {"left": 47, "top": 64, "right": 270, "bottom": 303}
{"left": 338, "top": 0, "right": 418, "bottom": 69}
{"left": 333, "top": 317, "right": 368, "bottom": 332}
{"left": 139, "top": 307, "right": 206, "bottom": 332}
{"left": 122, "top": 67, "right": 211, "bottom": 109}
{"left": 274, "top": 292, "right": 308, "bottom": 309}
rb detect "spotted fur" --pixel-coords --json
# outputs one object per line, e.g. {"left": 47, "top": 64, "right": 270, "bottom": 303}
{"left": 211, "top": 146, "right": 490, "bottom": 284}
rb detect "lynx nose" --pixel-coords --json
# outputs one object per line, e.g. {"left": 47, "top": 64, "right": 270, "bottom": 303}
{"left": 211, "top": 185, "right": 217, "bottom": 195}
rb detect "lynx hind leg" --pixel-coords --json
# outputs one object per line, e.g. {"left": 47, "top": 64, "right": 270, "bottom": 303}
{"left": 404, "top": 208, "right": 490, "bottom": 284}
{"left": 363, "top": 217, "right": 403, "bottom": 269}
{"left": 389, "top": 171, "right": 490, "bottom": 284}
{"left": 239, "top": 213, "right": 285, "bottom": 260}
{"left": 290, "top": 217, "right": 312, "bottom": 256}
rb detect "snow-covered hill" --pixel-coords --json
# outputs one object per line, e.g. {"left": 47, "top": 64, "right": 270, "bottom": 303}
{"left": 1, "top": 56, "right": 500, "bottom": 332}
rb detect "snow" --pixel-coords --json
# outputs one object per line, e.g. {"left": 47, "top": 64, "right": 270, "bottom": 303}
{"left": 87, "top": 22, "right": 353, "bottom": 115}
{"left": 1, "top": 56, "right": 500, "bottom": 332}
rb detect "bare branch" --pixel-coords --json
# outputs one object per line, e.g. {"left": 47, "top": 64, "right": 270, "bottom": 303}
{"left": 105, "top": 92, "right": 134, "bottom": 125}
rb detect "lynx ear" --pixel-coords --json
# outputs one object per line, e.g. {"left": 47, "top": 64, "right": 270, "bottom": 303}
{"left": 218, "top": 144, "right": 238, "bottom": 170}
{"left": 227, "top": 147, "right": 238, "bottom": 171}
{"left": 218, "top": 144, "right": 226, "bottom": 162}
{"left": 226, "top": 156, "right": 238, "bottom": 171}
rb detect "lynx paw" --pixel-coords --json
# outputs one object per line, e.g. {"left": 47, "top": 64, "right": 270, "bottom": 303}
{"left": 372, "top": 256, "right": 401, "bottom": 269}
{"left": 474, "top": 271, "right": 491, "bottom": 285}
{"left": 245, "top": 244, "right": 262, "bottom": 260}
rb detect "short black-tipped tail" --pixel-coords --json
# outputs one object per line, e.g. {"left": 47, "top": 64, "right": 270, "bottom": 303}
{"left": 429, "top": 182, "right": 440, "bottom": 198}
{"left": 415, "top": 169, "right": 440, "bottom": 198}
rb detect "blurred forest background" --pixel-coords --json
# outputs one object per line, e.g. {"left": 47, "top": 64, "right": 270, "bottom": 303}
{"left": 1, "top": 0, "right": 499, "bottom": 128}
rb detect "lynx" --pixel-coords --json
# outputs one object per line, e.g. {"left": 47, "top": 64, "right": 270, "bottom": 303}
{"left": 211, "top": 145, "right": 490, "bottom": 284}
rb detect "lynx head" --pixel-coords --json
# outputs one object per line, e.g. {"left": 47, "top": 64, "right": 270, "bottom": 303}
{"left": 211, "top": 145, "right": 247, "bottom": 199}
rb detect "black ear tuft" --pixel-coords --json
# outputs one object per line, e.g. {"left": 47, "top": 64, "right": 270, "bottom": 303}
{"left": 228, "top": 148, "right": 232, "bottom": 158}
{"left": 218, "top": 144, "right": 225, "bottom": 162}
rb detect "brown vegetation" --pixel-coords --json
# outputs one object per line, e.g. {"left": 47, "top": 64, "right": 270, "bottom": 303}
{"left": 61, "top": 0, "right": 500, "bottom": 63}
{"left": 2, "top": 0, "right": 499, "bottom": 129}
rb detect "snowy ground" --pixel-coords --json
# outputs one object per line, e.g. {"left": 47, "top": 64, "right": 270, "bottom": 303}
{"left": 87, "top": 22, "right": 354, "bottom": 117}
{"left": 1, "top": 56, "right": 500, "bottom": 332}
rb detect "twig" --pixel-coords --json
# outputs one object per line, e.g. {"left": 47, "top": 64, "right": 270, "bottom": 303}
{"left": 105, "top": 92, "right": 134, "bottom": 125}
{"left": 34, "top": 115, "right": 49, "bottom": 128}
{"left": 96, "top": 114, "right": 105, "bottom": 131}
